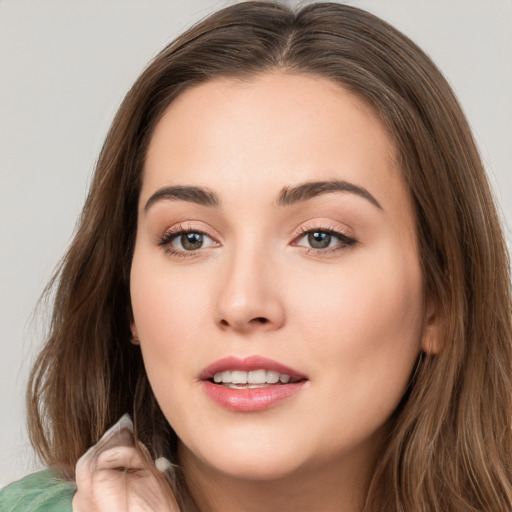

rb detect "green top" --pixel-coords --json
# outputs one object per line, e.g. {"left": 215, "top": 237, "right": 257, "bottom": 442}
{"left": 0, "top": 470, "right": 75, "bottom": 512}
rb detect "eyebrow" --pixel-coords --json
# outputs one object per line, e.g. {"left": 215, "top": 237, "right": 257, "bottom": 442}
{"left": 143, "top": 179, "right": 382, "bottom": 211}
{"left": 144, "top": 185, "right": 220, "bottom": 211}
{"left": 276, "top": 179, "right": 382, "bottom": 209}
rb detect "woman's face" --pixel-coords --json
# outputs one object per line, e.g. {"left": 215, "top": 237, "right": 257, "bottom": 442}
{"left": 130, "top": 72, "right": 434, "bottom": 482}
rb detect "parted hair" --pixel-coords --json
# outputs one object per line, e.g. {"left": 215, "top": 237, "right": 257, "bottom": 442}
{"left": 27, "top": 2, "right": 512, "bottom": 511}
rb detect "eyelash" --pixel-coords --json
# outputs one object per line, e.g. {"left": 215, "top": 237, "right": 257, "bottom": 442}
{"left": 157, "top": 224, "right": 357, "bottom": 259}
{"left": 292, "top": 225, "right": 358, "bottom": 256}
{"left": 157, "top": 224, "right": 216, "bottom": 259}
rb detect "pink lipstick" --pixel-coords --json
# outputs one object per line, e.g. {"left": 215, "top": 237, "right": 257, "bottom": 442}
{"left": 200, "top": 355, "right": 307, "bottom": 412}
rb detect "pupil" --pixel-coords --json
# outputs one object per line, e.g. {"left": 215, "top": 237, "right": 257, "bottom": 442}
{"left": 182, "top": 232, "right": 203, "bottom": 250}
{"left": 308, "top": 231, "right": 331, "bottom": 249}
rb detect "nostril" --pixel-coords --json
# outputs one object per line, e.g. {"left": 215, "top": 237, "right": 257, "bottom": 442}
{"left": 217, "top": 316, "right": 272, "bottom": 329}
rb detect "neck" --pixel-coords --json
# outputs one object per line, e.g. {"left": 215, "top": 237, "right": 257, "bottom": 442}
{"left": 178, "top": 436, "right": 383, "bottom": 512}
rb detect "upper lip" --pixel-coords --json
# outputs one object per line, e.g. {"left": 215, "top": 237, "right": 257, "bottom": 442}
{"left": 200, "top": 355, "right": 307, "bottom": 381}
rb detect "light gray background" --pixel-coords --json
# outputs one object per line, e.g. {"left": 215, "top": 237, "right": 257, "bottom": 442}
{"left": 1, "top": 0, "right": 511, "bottom": 487}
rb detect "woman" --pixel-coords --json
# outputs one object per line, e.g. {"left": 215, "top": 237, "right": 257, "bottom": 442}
{"left": 1, "top": 1, "right": 511, "bottom": 511}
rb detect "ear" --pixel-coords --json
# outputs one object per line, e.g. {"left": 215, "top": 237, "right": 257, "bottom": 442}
{"left": 420, "top": 299, "right": 442, "bottom": 355}
{"left": 130, "top": 322, "right": 140, "bottom": 345}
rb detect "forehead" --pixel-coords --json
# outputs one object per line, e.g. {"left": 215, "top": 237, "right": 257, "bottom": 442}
{"left": 142, "top": 72, "right": 409, "bottom": 218}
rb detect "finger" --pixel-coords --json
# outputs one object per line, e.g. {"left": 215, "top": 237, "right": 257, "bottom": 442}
{"left": 75, "top": 414, "right": 136, "bottom": 497}
{"left": 76, "top": 447, "right": 180, "bottom": 512}
{"left": 74, "top": 416, "right": 138, "bottom": 512}
{"left": 74, "top": 415, "right": 181, "bottom": 511}
{"left": 77, "top": 414, "right": 135, "bottom": 469}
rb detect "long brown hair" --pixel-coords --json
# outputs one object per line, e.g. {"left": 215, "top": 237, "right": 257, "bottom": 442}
{"left": 27, "top": 2, "right": 512, "bottom": 510}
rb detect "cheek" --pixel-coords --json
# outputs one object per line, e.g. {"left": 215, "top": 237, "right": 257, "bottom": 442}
{"left": 293, "top": 244, "right": 424, "bottom": 406}
{"left": 130, "top": 248, "right": 210, "bottom": 379}
{"left": 296, "top": 246, "right": 422, "bottom": 337}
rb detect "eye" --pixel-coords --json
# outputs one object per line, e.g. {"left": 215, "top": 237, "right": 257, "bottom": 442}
{"left": 294, "top": 227, "right": 357, "bottom": 253}
{"left": 158, "top": 226, "right": 219, "bottom": 256}
{"left": 173, "top": 232, "right": 210, "bottom": 251}
{"left": 304, "top": 231, "right": 335, "bottom": 249}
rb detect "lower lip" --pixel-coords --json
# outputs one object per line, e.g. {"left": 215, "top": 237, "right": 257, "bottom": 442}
{"left": 202, "top": 380, "right": 306, "bottom": 412}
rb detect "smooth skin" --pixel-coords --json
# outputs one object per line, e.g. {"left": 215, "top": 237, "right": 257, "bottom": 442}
{"left": 130, "top": 72, "right": 438, "bottom": 512}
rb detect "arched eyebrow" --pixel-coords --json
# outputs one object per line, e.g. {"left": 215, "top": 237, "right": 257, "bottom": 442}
{"left": 276, "top": 180, "right": 382, "bottom": 209}
{"left": 144, "top": 185, "right": 220, "bottom": 211}
{"left": 143, "top": 179, "right": 382, "bottom": 211}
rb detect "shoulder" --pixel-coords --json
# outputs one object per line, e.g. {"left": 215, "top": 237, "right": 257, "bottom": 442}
{"left": 0, "top": 470, "right": 76, "bottom": 512}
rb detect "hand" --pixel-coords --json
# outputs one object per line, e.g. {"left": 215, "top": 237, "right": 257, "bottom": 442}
{"left": 72, "top": 414, "right": 180, "bottom": 512}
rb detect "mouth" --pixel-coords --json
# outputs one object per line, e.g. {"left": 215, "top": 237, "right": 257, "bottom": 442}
{"left": 210, "top": 369, "right": 302, "bottom": 389}
{"left": 200, "top": 356, "right": 308, "bottom": 412}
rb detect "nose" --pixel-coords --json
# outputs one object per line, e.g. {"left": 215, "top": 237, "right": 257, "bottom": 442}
{"left": 214, "top": 246, "right": 285, "bottom": 334}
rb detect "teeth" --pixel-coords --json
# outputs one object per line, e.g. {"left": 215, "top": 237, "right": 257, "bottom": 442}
{"left": 248, "top": 369, "right": 266, "bottom": 384}
{"left": 212, "top": 369, "right": 293, "bottom": 385}
{"left": 225, "top": 383, "right": 269, "bottom": 389}
{"left": 231, "top": 371, "right": 247, "bottom": 384}
{"left": 266, "top": 370, "right": 280, "bottom": 384}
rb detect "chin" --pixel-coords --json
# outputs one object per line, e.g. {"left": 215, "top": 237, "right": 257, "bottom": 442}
{"left": 212, "top": 457, "right": 306, "bottom": 482}
{"left": 179, "top": 433, "right": 308, "bottom": 482}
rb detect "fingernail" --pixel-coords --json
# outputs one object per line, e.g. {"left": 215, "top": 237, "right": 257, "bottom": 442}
{"left": 115, "top": 413, "right": 134, "bottom": 433}
{"left": 97, "top": 413, "right": 134, "bottom": 443}
{"left": 77, "top": 414, "right": 134, "bottom": 464}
